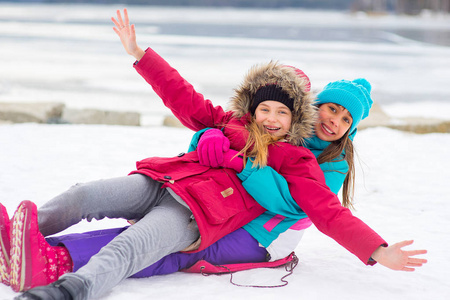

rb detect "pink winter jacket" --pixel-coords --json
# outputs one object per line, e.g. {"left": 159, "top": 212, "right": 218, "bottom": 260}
{"left": 131, "top": 48, "right": 387, "bottom": 264}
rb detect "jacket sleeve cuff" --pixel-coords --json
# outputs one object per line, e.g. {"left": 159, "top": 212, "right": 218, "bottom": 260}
{"left": 366, "top": 242, "right": 388, "bottom": 266}
{"left": 133, "top": 47, "right": 160, "bottom": 72}
{"left": 133, "top": 47, "right": 149, "bottom": 65}
{"left": 187, "top": 128, "right": 210, "bottom": 152}
{"left": 237, "top": 159, "right": 256, "bottom": 181}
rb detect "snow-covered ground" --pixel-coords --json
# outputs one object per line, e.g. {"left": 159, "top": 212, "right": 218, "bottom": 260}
{"left": 0, "top": 3, "right": 449, "bottom": 300}
{"left": 0, "top": 124, "right": 448, "bottom": 300}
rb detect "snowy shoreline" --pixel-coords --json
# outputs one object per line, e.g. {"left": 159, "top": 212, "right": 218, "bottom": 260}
{"left": 1, "top": 3, "right": 449, "bottom": 123}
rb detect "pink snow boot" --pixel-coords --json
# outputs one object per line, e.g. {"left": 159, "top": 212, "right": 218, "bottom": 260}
{"left": 9, "top": 200, "right": 73, "bottom": 292}
{"left": 0, "top": 203, "right": 11, "bottom": 286}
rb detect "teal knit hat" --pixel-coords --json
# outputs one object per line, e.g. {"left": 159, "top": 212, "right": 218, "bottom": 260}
{"left": 315, "top": 78, "right": 373, "bottom": 136}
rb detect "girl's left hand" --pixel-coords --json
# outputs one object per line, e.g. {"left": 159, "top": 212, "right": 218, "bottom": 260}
{"left": 197, "top": 129, "right": 230, "bottom": 168}
{"left": 371, "top": 240, "right": 427, "bottom": 271}
{"left": 111, "top": 8, "right": 145, "bottom": 60}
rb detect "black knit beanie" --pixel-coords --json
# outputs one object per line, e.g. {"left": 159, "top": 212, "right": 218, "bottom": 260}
{"left": 250, "top": 85, "right": 294, "bottom": 115}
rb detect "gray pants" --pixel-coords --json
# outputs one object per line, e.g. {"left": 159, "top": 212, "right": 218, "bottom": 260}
{"left": 38, "top": 174, "right": 200, "bottom": 299}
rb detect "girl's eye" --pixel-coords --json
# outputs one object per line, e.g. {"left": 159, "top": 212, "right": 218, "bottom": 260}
{"left": 343, "top": 118, "right": 350, "bottom": 124}
{"left": 329, "top": 106, "right": 336, "bottom": 113}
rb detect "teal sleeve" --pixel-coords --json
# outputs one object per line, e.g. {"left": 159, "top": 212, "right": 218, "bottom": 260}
{"left": 319, "top": 160, "right": 348, "bottom": 195}
{"left": 187, "top": 128, "right": 210, "bottom": 152}
{"left": 238, "top": 161, "right": 307, "bottom": 219}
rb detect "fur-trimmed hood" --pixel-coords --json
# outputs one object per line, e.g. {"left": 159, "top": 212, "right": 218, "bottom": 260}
{"left": 228, "top": 61, "right": 317, "bottom": 146}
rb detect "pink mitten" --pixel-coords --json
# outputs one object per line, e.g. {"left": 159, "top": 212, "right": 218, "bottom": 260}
{"left": 198, "top": 129, "right": 230, "bottom": 167}
{"left": 222, "top": 149, "right": 244, "bottom": 173}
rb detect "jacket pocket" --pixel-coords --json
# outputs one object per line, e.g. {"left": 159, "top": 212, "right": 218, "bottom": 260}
{"left": 136, "top": 152, "right": 209, "bottom": 182}
{"left": 186, "top": 174, "right": 246, "bottom": 224}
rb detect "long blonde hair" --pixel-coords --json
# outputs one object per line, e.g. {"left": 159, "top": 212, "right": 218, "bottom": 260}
{"left": 238, "top": 121, "right": 283, "bottom": 168}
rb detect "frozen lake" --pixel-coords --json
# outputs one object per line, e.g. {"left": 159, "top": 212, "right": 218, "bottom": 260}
{"left": 0, "top": 3, "right": 449, "bottom": 126}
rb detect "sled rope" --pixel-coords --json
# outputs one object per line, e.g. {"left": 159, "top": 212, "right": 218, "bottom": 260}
{"left": 200, "top": 253, "right": 299, "bottom": 288}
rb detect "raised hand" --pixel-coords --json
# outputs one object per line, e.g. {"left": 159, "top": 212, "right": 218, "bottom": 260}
{"left": 111, "top": 8, "right": 145, "bottom": 60}
{"left": 371, "top": 240, "right": 427, "bottom": 271}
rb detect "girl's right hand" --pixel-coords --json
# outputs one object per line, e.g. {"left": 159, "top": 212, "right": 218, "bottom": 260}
{"left": 111, "top": 8, "right": 145, "bottom": 61}
{"left": 371, "top": 240, "right": 427, "bottom": 271}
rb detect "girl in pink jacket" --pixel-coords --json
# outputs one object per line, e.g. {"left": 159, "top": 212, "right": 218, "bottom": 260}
{"left": 8, "top": 8, "right": 426, "bottom": 300}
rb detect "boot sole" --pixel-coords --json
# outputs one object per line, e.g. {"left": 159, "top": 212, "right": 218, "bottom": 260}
{"left": 10, "top": 201, "right": 33, "bottom": 292}
{"left": 0, "top": 204, "right": 10, "bottom": 285}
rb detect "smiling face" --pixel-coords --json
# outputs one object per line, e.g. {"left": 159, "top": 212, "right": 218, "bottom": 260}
{"left": 254, "top": 100, "right": 292, "bottom": 138}
{"left": 315, "top": 103, "right": 353, "bottom": 142}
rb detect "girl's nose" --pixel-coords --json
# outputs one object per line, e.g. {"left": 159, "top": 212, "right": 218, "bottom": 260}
{"left": 329, "top": 116, "right": 338, "bottom": 127}
{"left": 267, "top": 114, "right": 277, "bottom": 123}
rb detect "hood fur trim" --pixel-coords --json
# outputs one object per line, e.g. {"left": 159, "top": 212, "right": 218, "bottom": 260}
{"left": 228, "top": 61, "right": 317, "bottom": 146}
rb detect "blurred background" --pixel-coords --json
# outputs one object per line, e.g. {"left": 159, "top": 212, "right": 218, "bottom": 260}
{"left": 0, "top": 0, "right": 449, "bottom": 126}
{"left": 2, "top": 0, "right": 450, "bottom": 15}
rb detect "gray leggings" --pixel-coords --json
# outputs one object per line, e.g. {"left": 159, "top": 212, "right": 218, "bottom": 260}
{"left": 38, "top": 174, "right": 200, "bottom": 299}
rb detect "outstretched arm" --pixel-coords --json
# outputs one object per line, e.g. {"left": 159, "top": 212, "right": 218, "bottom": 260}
{"left": 111, "top": 8, "right": 145, "bottom": 60}
{"left": 371, "top": 240, "right": 427, "bottom": 271}
{"left": 112, "top": 9, "right": 229, "bottom": 131}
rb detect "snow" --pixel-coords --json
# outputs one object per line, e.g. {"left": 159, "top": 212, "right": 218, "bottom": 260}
{"left": 0, "top": 125, "right": 448, "bottom": 300}
{"left": 0, "top": 3, "right": 449, "bottom": 300}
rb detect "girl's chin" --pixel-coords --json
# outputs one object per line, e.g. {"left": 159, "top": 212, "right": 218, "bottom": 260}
{"left": 266, "top": 130, "right": 286, "bottom": 138}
